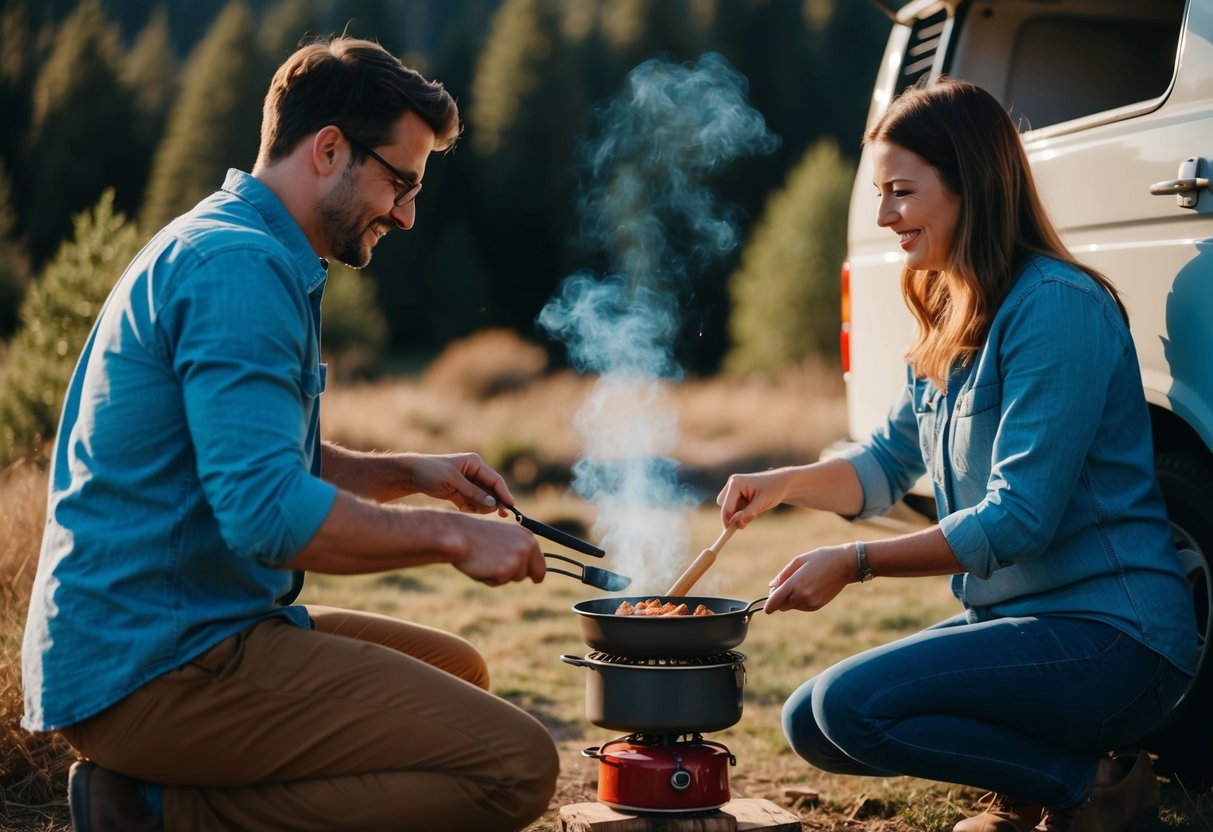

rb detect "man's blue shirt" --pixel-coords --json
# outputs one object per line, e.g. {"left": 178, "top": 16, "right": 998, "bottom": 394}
{"left": 23, "top": 170, "right": 339, "bottom": 732}
{"left": 840, "top": 255, "right": 1196, "bottom": 677}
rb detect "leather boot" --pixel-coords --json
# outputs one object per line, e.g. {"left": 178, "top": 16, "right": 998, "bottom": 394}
{"left": 954, "top": 793, "right": 1044, "bottom": 832}
{"left": 68, "top": 760, "right": 162, "bottom": 832}
{"left": 1035, "top": 750, "right": 1160, "bottom": 832}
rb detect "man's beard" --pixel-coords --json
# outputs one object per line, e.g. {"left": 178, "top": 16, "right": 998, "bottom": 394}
{"left": 317, "top": 168, "right": 391, "bottom": 269}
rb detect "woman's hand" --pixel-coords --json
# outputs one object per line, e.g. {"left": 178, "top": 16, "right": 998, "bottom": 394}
{"left": 402, "top": 452, "right": 515, "bottom": 516}
{"left": 764, "top": 543, "right": 856, "bottom": 613}
{"left": 716, "top": 470, "right": 792, "bottom": 529}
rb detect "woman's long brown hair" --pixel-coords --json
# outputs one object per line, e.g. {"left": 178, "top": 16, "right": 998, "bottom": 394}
{"left": 864, "top": 79, "right": 1126, "bottom": 388}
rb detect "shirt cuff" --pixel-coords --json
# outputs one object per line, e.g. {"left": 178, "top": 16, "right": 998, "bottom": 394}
{"left": 939, "top": 507, "right": 999, "bottom": 578}
{"left": 253, "top": 475, "right": 339, "bottom": 568}
{"left": 835, "top": 444, "right": 896, "bottom": 520}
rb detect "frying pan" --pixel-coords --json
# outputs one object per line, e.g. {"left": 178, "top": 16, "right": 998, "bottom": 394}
{"left": 572, "top": 595, "right": 767, "bottom": 658}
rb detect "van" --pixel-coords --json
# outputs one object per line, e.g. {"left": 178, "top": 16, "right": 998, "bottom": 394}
{"left": 838, "top": 0, "right": 1212, "bottom": 786}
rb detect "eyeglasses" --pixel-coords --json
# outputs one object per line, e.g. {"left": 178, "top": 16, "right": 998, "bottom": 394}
{"left": 342, "top": 131, "right": 422, "bottom": 207}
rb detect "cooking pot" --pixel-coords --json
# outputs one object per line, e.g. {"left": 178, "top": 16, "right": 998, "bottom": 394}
{"left": 571, "top": 595, "right": 767, "bottom": 658}
{"left": 561, "top": 651, "right": 746, "bottom": 734}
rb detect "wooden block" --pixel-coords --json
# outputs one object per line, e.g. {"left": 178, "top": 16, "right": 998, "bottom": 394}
{"left": 559, "top": 798, "right": 801, "bottom": 832}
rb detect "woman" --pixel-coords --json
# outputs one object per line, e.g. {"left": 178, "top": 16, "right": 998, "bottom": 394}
{"left": 717, "top": 79, "right": 1196, "bottom": 832}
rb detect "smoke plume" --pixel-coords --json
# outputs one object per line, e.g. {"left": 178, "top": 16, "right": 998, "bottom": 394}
{"left": 539, "top": 53, "right": 778, "bottom": 592}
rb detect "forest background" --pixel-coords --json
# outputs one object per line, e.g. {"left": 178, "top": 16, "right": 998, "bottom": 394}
{"left": 0, "top": 0, "right": 890, "bottom": 469}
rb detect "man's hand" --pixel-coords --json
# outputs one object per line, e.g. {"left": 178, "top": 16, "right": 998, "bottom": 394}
{"left": 402, "top": 452, "right": 516, "bottom": 515}
{"left": 447, "top": 513, "right": 546, "bottom": 586}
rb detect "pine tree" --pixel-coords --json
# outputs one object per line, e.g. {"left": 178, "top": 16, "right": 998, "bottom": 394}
{"left": 724, "top": 139, "right": 853, "bottom": 373}
{"left": 122, "top": 5, "right": 179, "bottom": 151}
{"left": 0, "top": 0, "right": 37, "bottom": 178}
{"left": 465, "top": 0, "right": 588, "bottom": 334}
{"left": 0, "top": 191, "right": 140, "bottom": 466}
{"left": 140, "top": 0, "right": 264, "bottom": 233}
{"left": 259, "top": 0, "right": 318, "bottom": 66}
{"left": 320, "top": 262, "right": 388, "bottom": 380}
{"left": 25, "top": 0, "right": 143, "bottom": 265}
{"left": 0, "top": 162, "right": 32, "bottom": 337}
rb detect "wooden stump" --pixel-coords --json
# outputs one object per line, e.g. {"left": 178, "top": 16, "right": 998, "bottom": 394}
{"left": 558, "top": 798, "right": 802, "bottom": 832}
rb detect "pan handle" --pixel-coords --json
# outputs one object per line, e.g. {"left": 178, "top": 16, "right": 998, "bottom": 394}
{"left": 560, "top": 654, "right": 591, "bottom": 668}
{"left": 741, "top": 595, "right": 770, "bottom": 621}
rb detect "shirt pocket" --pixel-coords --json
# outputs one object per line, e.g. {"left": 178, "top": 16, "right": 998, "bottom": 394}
{"left": 911, "top": 377, "right": 944, "bottom": 468}
{"left": 951, "top": 381, "right": 1001, "bottom": 478}
{"left": 300, "top": 363, "right": 327, "bottom": 400}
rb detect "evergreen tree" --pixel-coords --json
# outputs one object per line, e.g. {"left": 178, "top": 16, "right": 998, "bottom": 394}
{"left": 259, "top": 0, "right": 318, "bottom": 66}
{"left": 320, "top": 262, "right": 388, "bottom": 380}
{"left": 121, "top": 5, "right": 179, "bottom": 218}
{"left": 140, "top": 0, "right": 264, "bottom": 233}
{"left": 0, "top": 163, "right": 32, "bottom": 338}
{"left": 369, "top": 0, "right": 496, "bottom": 352}
{"left": 724, "top": 138, "right": 853, "bottom": 373}
{"left": 25, "top": 0, "right": 143, "bottom": 265}
{"left": 465, "top": 0, "right": 588, "bottom": 338}
{"left": 313, "top": 0, "right": 402, "bottom": 57}
{"left": 122, "top": 5, "right": 179, "bottom": 149}
{"left": 0, "top": 0, "right": 38, "bottom": 178}
{"left": 0, "top": 191, "right": 140, "bottom": 466}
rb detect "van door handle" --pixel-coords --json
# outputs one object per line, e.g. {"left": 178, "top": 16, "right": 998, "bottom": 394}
{"left": 1150, "top": 158, "right": 1209, "bottom": 208}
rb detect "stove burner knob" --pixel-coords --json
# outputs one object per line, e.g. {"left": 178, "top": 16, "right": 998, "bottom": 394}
{"left": 670, "top": 752, "right": 692, "bottom": 791}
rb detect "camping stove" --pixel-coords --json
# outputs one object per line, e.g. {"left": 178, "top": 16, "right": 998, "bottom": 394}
{"left": 582, "top": 732, "right": 737, "bottom": 813}
{"left": 566, "top": 650, "right": 748, "bottom": 814}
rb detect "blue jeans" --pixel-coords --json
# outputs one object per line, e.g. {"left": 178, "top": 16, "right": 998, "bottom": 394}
{"left": 782, "top": 614, "right": 1190, "bottom": 808}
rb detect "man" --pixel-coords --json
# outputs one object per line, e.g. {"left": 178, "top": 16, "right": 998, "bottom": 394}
{"left": 22, "top": 37, "right": 559, "bottom": 832}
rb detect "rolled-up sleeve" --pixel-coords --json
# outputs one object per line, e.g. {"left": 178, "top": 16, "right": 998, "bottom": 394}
{"left": 159, "top": 245, "right": 336, "bottom": 566}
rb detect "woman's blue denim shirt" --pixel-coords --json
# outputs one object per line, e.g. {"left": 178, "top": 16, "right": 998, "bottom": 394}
{"left": 22, "top": 170, "right": 338, "bottom": 732}
{"left": 840, "top": 255, "right": 1196, "bottom": 676}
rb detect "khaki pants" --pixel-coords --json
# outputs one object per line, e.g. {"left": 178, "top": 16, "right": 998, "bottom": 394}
{"left": 61, "top": 606, "right": 560, "bottom": 832}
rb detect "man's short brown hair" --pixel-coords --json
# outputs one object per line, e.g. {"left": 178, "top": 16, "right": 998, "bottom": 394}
{"left": 259, "top": 37, "right": 461, "bottom": 164}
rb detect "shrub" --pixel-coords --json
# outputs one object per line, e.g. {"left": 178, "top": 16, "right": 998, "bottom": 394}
{"left": 421, "top": 328, "right": 549, "bottom": 400}
{"left": 0, "top": 191, "right": 139, "bottom": 467}
{"left": 320, "top": 263, "right": 389, "bottom": 380}
{"left": 724, "top": 138, "right": 854, "bottom": 374}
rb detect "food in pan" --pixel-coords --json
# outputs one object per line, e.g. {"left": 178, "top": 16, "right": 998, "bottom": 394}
{"left": 615, "top": 599, "right": 715, "bottom": 617}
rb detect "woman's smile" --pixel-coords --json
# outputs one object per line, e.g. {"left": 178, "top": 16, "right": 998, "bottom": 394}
{"left": 872, "top": 140, "right": 960, "bottom": 272}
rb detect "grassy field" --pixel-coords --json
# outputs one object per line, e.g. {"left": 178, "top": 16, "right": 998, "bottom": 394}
{"left": 2, "top": 338, "right": 1211, "bottom": 830}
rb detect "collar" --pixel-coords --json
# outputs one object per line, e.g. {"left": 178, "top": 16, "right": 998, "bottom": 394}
{"left": 220, "top": 169, "right": 328, "bottom": 293}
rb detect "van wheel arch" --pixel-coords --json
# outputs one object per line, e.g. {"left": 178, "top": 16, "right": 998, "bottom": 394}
{"left": 1143, "top": 449, "right": 1213, "bottom": 789}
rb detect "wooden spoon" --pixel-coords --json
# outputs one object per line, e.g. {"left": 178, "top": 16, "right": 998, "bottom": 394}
{"left": 665, "top": 524, "right": 737, "bottom": 596}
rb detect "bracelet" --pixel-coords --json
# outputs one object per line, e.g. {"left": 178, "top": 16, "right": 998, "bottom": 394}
{"left": 855, "top": 540, "right": 875, "bottom": 583}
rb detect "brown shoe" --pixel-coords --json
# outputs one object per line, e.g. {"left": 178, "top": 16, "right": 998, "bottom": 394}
{"left": 1035, "top": 750, "right": 1159, "bottom": 832}
{"left": 954, "top": 792, "right": 1043, "bottom": 832}
{"left": 68, "top": 760, "right": 162, "bottom": 832}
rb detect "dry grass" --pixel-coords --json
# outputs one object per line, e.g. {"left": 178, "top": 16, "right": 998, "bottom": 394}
{"left": 1, "top": 460, "right": 74, "bottom": 828}
{"left": 2, "top": 332, "right": 1210, "bottom": 830}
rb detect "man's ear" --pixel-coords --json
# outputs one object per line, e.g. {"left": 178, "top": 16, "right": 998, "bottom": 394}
{"left": 312, "top": 125, "right": 344, "bottom": 176}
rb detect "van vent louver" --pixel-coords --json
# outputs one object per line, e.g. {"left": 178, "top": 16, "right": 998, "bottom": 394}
{"left": 899, "top": 9, "right": 948, "bottom": 92}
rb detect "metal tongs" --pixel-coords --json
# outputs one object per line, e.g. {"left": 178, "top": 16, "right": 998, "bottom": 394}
{"left": 503, "top": 505, "right": 606, "bottom": 557}
{"left": 544, "top": 553, "right": 632, "bottom": 592}
{"left": 502, "top": 505, "right": 628, "bottom": 591}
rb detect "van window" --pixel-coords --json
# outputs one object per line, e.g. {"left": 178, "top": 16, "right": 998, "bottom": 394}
{"left": 915, "top": 0, "right": 1187, "bottom": 133}
{"left": 1007, "top": 13, "right": 1183, "bottom": 130}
